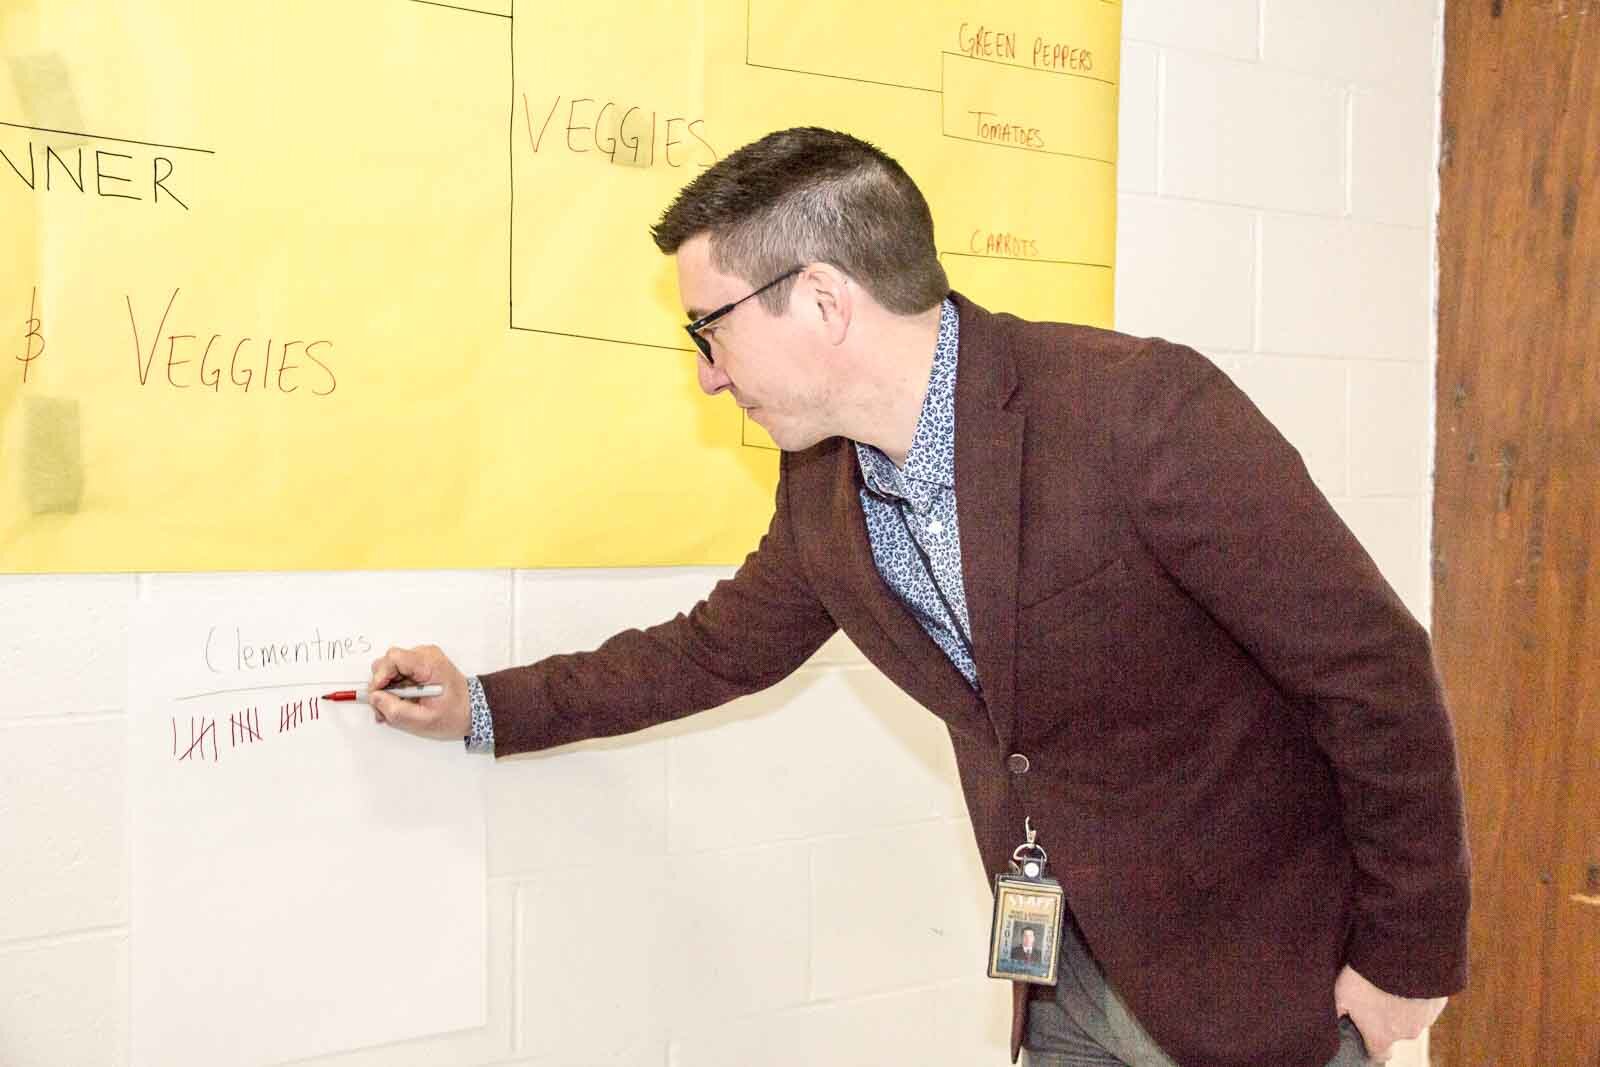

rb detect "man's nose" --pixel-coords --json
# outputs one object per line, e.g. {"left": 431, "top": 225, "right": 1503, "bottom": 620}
{"left": 696, "top": 356, "right": 731, "bottom": 396}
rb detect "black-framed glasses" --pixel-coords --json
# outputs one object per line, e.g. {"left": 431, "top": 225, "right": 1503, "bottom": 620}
{"left": 684, "top": 266, "right": 802, "bottom": 365}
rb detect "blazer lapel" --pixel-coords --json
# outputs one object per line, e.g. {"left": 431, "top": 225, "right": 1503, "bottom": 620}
{"left": 831, "top": 447, "right": 989, "bottom": 728}
{"left": 822, "top": 293, "right": 1024, "bottom": 748}
{"left": 951, "top": 294, "right": 1024, "bottom": 752}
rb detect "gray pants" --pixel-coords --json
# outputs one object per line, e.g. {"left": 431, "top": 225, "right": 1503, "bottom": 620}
{"left": 1023, "top": 918, "right": 1373, "bottom": 1067}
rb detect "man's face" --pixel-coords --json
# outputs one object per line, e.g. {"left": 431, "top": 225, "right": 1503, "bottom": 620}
{"left": 1021, "top": 929, "right": 1035, "bottom": 951}
{"left": 674, "top": 234, "right": 833, "bottom": 451}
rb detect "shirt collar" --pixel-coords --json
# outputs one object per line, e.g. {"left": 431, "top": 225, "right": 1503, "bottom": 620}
{"left": 853, "top": 298, "right": 959, "bottom": 509}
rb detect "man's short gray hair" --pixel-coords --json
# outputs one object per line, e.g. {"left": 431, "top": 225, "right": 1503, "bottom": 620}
{"left": 652, "top": 127, "right": 949, "bottom": 315}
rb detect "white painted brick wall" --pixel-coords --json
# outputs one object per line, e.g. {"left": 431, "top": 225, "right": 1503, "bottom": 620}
{"left": 1161, "top": 51, "right": 1347, "bottom": 213}
{"left": 1116, "top": 42, "right": 1160, "bottom": 194}
{"left": 1122, "top": 0, "right": 1259, "bottom": 61}
{"left": 1262, "top": 0, "right": 1437, "bottom": 96}
{"left": 0, "top": 574, "right": 135, "bottom": 717}
{"left": 0, "top": 935, "right": 127, "bottom": 1067}
{"left": 1259, "top": 214, "right": 1433, "bottom": 360}
{"left": 0, "top": 719, "right": 126, "bottom": 942}
{"left": 810, "top": 821, "right": 994, "bottom": 1000}
{"left": 1226, "top": 355, "right": 1350, "bottom": 498}
{"left": 664, "top": 669, "right": 965, "bottom": 852}
{"left": 0, "top": 3, "right": 1444, "bottom": 1065}
{"left": 1115, "top": 197, "right": 1257, "bottom": 350}
{"left": 1351, "top": 88, "right": 1436, "bottom": 226}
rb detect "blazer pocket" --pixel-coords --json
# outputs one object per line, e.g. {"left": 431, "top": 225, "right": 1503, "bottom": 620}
{"left": 1018, "top": 557, "right": 1130, "bottom": 642}
{"left": 1170, "top": 748, "right": 1332, "bottom": 892}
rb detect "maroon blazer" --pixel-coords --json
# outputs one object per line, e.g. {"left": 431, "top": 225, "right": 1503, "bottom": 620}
{"left": 481, "top": 294, "right": 1470, "bottom": 1067}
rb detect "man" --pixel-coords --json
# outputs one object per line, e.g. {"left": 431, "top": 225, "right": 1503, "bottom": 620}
{"left": 369, "top": 127, "right": 1469, "bottom": 1066}
{"left": 1011, "top": 927, "right": 1042, "bottom": 966}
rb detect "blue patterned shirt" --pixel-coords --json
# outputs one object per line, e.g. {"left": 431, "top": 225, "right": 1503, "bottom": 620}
{"left": 464, "top": 675, "right": 492, "bottom": 753}
{"left": 464, "top": 297, "right": 974, "bottom": 753}
{"left": 852, "top": 298, "right": 977, "bottom": 687}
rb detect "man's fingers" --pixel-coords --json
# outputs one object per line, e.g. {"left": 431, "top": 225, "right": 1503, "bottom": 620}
{"left": 371, "top": 645, "right": 434, "bottom": 689}
{"left": 370, "top": 690, "right": 418, "bottom": 728}
{"left": 364, "top": 645, "right": 466, "bottom": 740}
{"left": 386, "top": 646, "right": 423, "bottom": 681}
{"left": 369, "top": 653, "right": 399, "bottom": 690}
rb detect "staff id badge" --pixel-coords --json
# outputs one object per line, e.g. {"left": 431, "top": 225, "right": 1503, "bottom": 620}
{"left": 987, "top": 818, "right": 1064, "bottom": 986}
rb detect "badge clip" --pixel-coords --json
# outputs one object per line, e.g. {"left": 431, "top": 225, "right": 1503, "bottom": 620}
{"left": 1010, "top": 816, "right": 1049, "bottom": 880}
{"left": 988, "top": 816, "right": 1064, "bottom": 986}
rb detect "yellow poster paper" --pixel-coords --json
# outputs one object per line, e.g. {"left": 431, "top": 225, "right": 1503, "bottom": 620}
{"left": 0, "top": 0, "right": 1120, "bottom": 572}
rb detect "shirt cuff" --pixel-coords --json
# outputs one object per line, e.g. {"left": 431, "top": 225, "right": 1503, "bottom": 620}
{"left": 464, "top": 675, "right": 495, "bottom": 754}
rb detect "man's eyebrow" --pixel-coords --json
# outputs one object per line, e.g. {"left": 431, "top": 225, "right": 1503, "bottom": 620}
{"left": 685, "top": 308, "right": 706, "bottom": 322}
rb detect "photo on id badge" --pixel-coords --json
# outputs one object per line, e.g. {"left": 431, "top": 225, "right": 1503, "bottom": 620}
{"left": 988, "top": 877, "right": 1063, "bottom": 984}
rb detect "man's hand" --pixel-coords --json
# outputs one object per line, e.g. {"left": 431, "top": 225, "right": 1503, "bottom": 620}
{"left": 1334, "top": 963, "right": 1447, "bottom": 1062}
{"left": 366, "top": 645, "right": 471, "bottom": 742}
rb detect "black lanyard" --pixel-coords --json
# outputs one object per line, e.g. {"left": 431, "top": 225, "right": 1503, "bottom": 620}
{"left": 890, "top": 498, "right": 979, "bottom": 689}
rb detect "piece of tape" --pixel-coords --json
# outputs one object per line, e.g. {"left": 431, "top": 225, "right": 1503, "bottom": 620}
{"left": 22, "top": 394, "right": 84, "bottom": 514}
{"left": 6, "top": 52, "right": 86, "bottom": 140}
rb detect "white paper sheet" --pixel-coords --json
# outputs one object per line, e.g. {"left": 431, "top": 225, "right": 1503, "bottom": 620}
{"left": 129, "top": 600, "right": 490, "bottom": 1067}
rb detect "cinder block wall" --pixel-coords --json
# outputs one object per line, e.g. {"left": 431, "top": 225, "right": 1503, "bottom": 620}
{"left": 0, "top": 2, "right": 1445, "bottom": 1064}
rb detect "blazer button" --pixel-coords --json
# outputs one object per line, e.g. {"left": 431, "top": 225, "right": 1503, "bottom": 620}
{"left": 1006, "top": 753, "right": 1031, "bottom": 775}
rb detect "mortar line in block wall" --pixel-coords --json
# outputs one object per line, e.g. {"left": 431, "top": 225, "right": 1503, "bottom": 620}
{"left": 512, "top": 880, "right": 526, "bottom": 1054}
{"left": 490, "top": 815, "right": 969, "bottom": 883}
{"left": 1343, "top": 87, "right": 1356, "bottom": 218}
{"left": 1345, "top": 354, "right": 1356, "bottom": 495}
{"left": 1121, "top": 189, "right": 1431, "bottom": 232}
{"left": 1153, "top": 48, "right": 1167, "bottom": 194}
{"left": 0, "top": 710, "right": 126, "bottom": 728}
{"left": 1251, "top": 211, "right": 1264, "bottom": 352}
{"left": 0, "top": 924, "right": 126, "bottom": 955}
{"left": 806, "top": 842, "right": 818, "bottom": 1002}
{"left": 655, "top": 815, "right": 962, "bottom": 861}
{"left": 508, "top": 569, "right": 521, "bottom": 671}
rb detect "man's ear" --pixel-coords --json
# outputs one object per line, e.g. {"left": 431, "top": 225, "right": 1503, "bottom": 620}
{"left": 804, "top": 263, "right": 853, "bottom": 346}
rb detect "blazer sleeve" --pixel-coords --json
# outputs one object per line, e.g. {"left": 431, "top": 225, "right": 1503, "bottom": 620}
{"left": 1106, "top": 340, "right": 1470, "bottom": 999}
{"left": 479, "top": 453, "right": 839, "bottom": 757}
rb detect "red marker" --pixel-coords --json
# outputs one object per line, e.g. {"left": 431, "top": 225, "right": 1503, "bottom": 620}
{"left": 321, "top": 684, "right": 444, "bottom": 704}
